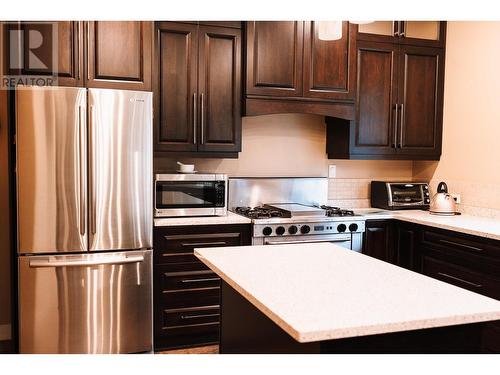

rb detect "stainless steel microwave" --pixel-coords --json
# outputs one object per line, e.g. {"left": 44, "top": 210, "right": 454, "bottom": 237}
{"left": 371, "top": 181, "right": 430, "bottom": 210}
{"left": 154, "top": 174, "right": 228, "bottom": 217}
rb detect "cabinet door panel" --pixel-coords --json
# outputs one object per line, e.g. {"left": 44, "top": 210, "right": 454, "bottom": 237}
{"left": 86, "top": 21, "right": 152, "bottom": 90}
{"left": 352, "top": 41, "right": 398, "bottom": 155}
{"left": 398, "top": 45, "right": 443, "bottom": 157}
{"left": 400, "top": 21, "right": 446, "bottom": 48}
{"left": 363, "top": 220, "right": 394, "bottom": 263}
{"left": 246, "top": 21, "right": 303, "bottom": 97}
{"left": 154, "top": 22, "right": 198, "bottom": 152}
{"left": 303, "top": 22, "right": 356, "bottom": 100}
{"left": 6, "top": 21, "right": 83, "bottom": 86}
{"left": 198, "top": 26, "right": 241, "bottom": 152}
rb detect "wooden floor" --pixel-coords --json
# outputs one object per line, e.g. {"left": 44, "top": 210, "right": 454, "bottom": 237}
{"left": 156, "top": 345, "right": 219, "bottom": 354}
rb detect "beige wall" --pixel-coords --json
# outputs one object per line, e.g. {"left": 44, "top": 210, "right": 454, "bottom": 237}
{"left": 413, "top": 21, "right": 500, "bottom": 217}
{"left": 156, "top": 113, "right": 413, "bottom": 179}
{"left": 155, "top": 113, "right": 414, "bottom": 208}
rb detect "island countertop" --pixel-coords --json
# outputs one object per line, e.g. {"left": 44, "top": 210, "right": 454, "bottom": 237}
{"left": 195, "top": 243, "right": 500, "bottom": 343}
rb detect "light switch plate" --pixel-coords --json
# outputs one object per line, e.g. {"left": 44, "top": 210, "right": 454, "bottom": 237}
{"left": 328, "top": 165, "right": 336, "bottom": 178}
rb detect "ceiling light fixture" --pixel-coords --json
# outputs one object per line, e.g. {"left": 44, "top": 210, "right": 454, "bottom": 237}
{"left": 317, "top": 21, "right": 343, "bottom": 41}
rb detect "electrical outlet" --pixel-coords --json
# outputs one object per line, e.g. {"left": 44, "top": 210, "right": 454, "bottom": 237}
{"left": 328, "top": 165, "right": 336, "bottom": 178}
{"left": 451, "top": 194, "right": 461, "bottom": 204}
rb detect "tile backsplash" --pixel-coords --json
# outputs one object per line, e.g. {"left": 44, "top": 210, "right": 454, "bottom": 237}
{"left": 428, "top": 180, "right": 500, "bottom": 219}
{"left": 327, "top": 177, "right": 409, "bottom": 209}
{"left": 328, "top": 177, "right": 500, "bottom": 219}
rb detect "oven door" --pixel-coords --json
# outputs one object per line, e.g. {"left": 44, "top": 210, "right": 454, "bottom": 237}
{"left": 155, "top": 178, "right": 227, "bottom": 217}
{"left": 260, "top": 234, "right": 353, "bottom": 251}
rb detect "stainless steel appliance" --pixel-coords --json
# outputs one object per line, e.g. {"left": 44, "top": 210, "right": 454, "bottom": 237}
{"left": 16, "top": 87, "right": 153, "bottom": 354}
{"left": 154, "top": 173, "right": 227, "bottom": 217}
{"left": 371, "top": 181, "right": 430, "bottom": 210}
{"left": 229, "top": 178, "right": 365, "bottom": 252}
{"left": 430, "top": 181, "right": 458, "bottom": 216}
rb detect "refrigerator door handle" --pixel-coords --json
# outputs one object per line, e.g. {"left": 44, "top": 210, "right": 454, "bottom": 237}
{"left": 88, "top": 104, "right": 96, "bottom": 235}
{"left": 29, "top": 255, "right": 145, "bottom": 268}
{"left": 78, "top": 105, "right": 86, "bottom": 236}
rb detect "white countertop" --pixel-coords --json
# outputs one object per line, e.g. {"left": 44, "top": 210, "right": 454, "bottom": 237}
{"left": 195, "top": 243, "right": 500, "bottom": 343}
{"left": 356, "top": 209, "right": 500, "bottom": 241}
{"left": 154, "top": 211, "right": 251, "bottom": 227}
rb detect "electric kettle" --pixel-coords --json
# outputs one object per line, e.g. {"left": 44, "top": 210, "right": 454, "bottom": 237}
{"left": 429, "top": 182, "right": 458, "bottom": 216}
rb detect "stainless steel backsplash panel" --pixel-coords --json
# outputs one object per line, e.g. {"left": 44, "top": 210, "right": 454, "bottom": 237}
{"left": 228, "top": 177, "right": 328, "bottom": 209}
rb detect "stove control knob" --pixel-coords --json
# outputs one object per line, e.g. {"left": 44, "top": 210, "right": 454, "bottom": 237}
{"left": 349, "top": 223, "right": 359, "bottom": 232}
{"left": 288, "top": 225, "right": 298, "bottom": 235}
{"left": 276, "top": 226, "right": 285, "bottom": 236}
{"left": 337, "top": 224, "right": 347, "bottom": 233}
{"left": 300, "top": 225, "right": 311, "bottom": 234}
{"left": 262, "top": 227, "right": 272, "bottom": 236}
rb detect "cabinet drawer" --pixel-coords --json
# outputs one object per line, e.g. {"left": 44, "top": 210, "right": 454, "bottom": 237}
{"left": 161, "top": 287, "right": 220, "bottom": 309}
{"left": 155, "top": 232, "right": 242, "bottom": 264}
{"left": 422, "top": 229, "right": 500, "bottom": 262}
{"left": 157, "top": 322, "right": 220, "bottom": 350}
{"left": 158, "top": 269, "right": 220, "bottom": 292}
{"left": 164, "top": 306, "right": 220, "bottom": 328}
{"left": 421, "top": 256, "right": 500, "bottom": 299}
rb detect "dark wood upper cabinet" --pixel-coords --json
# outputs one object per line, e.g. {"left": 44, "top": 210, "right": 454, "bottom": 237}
{"left": 303, "top": 21, "right": 356, "bottom": 100}
{"left": 154, "top": 22, "right": 242, "bottom": 155}
{"left": 327, "top": 37, "right": 445, "bottom": 160}
{"left": 197, "top": 25, "right": 241, "bottom": 153}
{"left": 353, "top": 41, "right": 398, "bottom": 156}
{"left": 154, "top": 22, "right": 198, "bottom": 152}
{"left": 398, "top": 45, "right": 444, "bottom": 157}
{"left": 245, "top": 21, "right": 304, "bottom": 97}
{"left": 357, "top": 21, "right": 446, "bottom": 48}
{"left": 5, "top": 21, "right": 83, "bottom": 86}
{"left": 86, "top": 21, "right": 152, "bottom": 90}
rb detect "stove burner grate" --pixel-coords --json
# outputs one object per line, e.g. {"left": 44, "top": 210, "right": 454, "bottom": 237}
{"left": 320, "top": 205, "right": 355, "bottom": 217}
{"left": 234, "top": 206, "right": 287, "bottom": 219}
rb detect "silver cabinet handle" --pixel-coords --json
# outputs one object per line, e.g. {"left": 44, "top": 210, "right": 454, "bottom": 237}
{"left": 193, "top": 92, "right": 197, "bottom": 144}
{"left": 200, "top": 93, "right": 204, "bottom": 144}
{"left": 29, "top": 255, "right": 144, "bottom": 268}
{"left": 78, "top": 106, "right": 85, "bottom": 236}
{"left": 393, "top": 104, "right": 399, "bottom": 148}
{"left": 88, "top": 105, "right": 96, "bottom": 235}
{"left": 394, "top": 21, "right": 400, "bottom": 37}
{"left": 439, "top": 239, "right": 484, "bottom": 253}
{"left": 180, "top": 313, "right": 220, "bottom": 320}
{"left": 181, "top": 241, "right": 227, "bottom": 247}
{"left": 437, "top": 272, "right": 482, "bottom": 289}
{"left": 86, "top": 22, "right": 91, "bottom": 80}
{"left": 76, "top": 22, "right": 81, "bottom": 80}
{"left": 180, "top": 277, "right": 220, "bottom": 283}
{"left": 399, "top": 103, "right": 404, "bottom": 148}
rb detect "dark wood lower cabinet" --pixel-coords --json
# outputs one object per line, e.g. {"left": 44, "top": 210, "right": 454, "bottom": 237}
{"left": 363, "top": 220, "right": 395, "bottom": 263}
{"left": 153, "top": 223, "right": 251, "bottom": 351}
{"left": 365, "top": 219, "right": 500, "bottom": 353}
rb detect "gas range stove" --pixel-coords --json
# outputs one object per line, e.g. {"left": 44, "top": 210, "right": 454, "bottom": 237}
{"left": 234, "top": 204, "right": 357, "bottom": 220}
{"left": 233, "top": 203, "right": 365, "bottom": 250}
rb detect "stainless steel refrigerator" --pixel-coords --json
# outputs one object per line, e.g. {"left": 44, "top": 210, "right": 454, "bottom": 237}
{"left": 16, "top": 87, "right": 153, "bottom": 354}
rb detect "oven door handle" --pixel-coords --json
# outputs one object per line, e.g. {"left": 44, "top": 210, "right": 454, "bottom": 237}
{"left": 264, "top": 237, "right": 351, "bottom": 245}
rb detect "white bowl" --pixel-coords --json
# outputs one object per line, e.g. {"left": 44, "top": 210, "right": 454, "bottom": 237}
{"left": 178, "top": 164, "right": 195, "bottom": 172}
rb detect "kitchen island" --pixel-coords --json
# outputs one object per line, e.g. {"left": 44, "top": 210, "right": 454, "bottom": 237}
{"left": 195, "top": 243, "right": 500, "bottom": 353}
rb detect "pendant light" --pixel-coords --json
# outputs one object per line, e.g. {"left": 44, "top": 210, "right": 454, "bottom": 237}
{"left": 317, "top": 21, "right": 343, "bottom": 41}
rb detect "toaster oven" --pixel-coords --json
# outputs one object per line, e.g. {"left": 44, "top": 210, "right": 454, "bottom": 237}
{"left": 371, "top": 181, "right": 430, "bottom": 210}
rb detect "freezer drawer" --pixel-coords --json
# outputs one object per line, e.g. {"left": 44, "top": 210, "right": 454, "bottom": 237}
{"left": 19, "top": 250, "right": 152, "bottom": 354}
